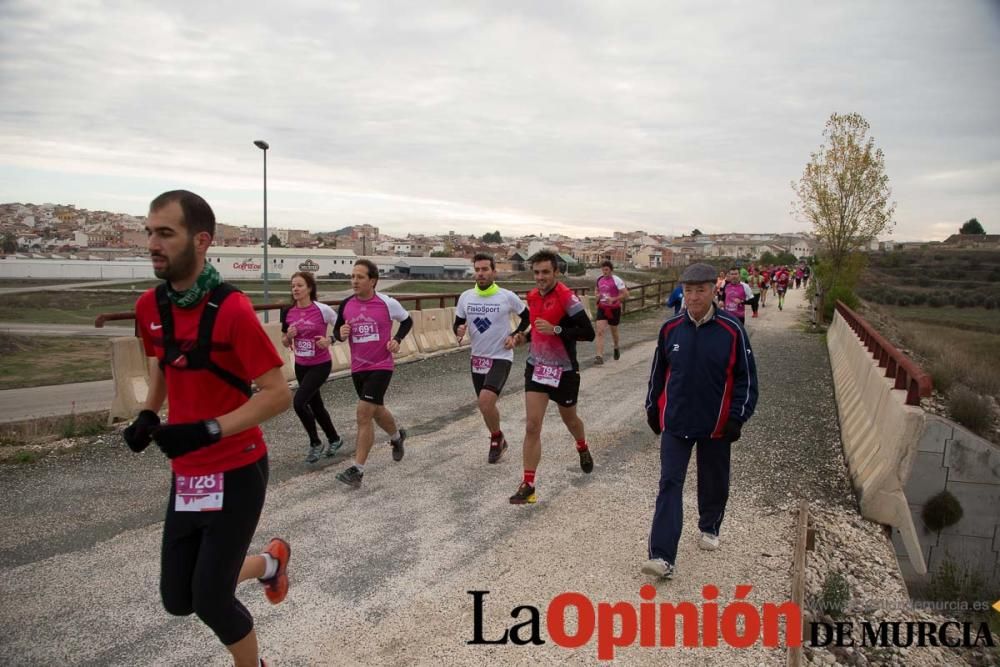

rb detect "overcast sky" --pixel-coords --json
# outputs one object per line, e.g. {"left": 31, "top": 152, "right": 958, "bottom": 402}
{"left": 1, "top": 1, "right": 997, "bottom": 240}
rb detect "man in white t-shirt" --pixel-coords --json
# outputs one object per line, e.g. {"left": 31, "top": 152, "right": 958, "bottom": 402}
{"left": 454, "top": 253, "right": 530, "bottom": 463}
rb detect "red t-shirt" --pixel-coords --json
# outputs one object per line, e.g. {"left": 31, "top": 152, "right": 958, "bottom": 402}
{"left": 526, "top": 281, "right": 587, "bottom": 371}
{"left": 135, "top": 288, "right": 284, "bottom": 475}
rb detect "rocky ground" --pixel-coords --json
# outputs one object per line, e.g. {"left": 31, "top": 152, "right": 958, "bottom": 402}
{"left": 801, "top": 504, "right": 998, "bottom": 666}
{"left": 2, "top": 289, "right": 995, "bottom": 665}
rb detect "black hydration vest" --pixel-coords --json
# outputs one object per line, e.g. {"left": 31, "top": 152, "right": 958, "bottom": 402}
{"left": 154, "top": 283, "right": 253, "bottom": 397}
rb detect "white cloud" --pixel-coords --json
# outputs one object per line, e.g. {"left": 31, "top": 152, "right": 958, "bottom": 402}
{"left": 0, "top": 0, "right": 997, "bottom": 240}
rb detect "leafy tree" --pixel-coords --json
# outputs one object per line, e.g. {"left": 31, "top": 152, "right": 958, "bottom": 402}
{"left": 481, "top": 230, "right": 503, "bottom": 243}
{"left": 1, "top": 232, "right": 16, "bottom": 254}
{"left": 791, "top": 112, "right": 895, "bottom": 273}
{"left": 268, "top": 234, "right": 283, "bottom": 248}
{"left": 759, "top": 251, "right": 776, "bottom": 265}
{"left": 775, "top": 251, "right": 798, "bottom": 266}
{"left": 691, "top": 228, "right": 703, "bottom": 237}
{"left": 430, "top": 250, "right": 452, "bottom": 257}
{"left": 959, "top": 218, "right": 985, "bottom": 235}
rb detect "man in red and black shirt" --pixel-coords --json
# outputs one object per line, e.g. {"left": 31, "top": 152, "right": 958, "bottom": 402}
{"left": 124, "top": 190, "right": 292, "bottom": 667}
{"left": 509, "top": 250, "right": 596, "bottom": 505}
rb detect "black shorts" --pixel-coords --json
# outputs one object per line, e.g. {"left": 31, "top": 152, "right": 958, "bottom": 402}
{"left": 352, "top": 370, "right": 393, "bottom": 405}
{"left": 471, "top": 358, "right": 513, "bottom": 396}
{"left": 524, "top": 364, "right": 581, "bottom": 407}
{"left": 595, "top": 306, "right": 622, "bottom": 327}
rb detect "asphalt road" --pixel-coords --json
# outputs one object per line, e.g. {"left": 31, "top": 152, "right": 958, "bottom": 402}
{"left": 0, "top": 290, "right": 826, "bottom": 666}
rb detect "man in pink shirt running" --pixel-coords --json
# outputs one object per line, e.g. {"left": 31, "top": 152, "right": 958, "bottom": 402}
{"left": 332, "top": 259, "right": 413, "bottom": 488}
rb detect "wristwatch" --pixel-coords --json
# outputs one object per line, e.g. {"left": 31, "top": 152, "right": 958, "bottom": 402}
{"left": 204, "top": 419, "right": 223, "bottom": 441}
{"left": 553, "top": 325, "right": 563, "bottom": 335}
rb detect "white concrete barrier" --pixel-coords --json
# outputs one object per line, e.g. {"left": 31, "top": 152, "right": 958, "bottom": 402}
{"left": 827, "top": 311, "right": 927, "bottom": 574}
{"left": 330, "top": 339, "right": 352, "bottom": 373}
{"left": 262, "top": 322, "right": 295, "bottom": 382}
{"left": 108, "top": 337, "right": 150, "bottom": 423}
{"left": 413, "top": 308, "right": 455, "bottom": 353}
{"left": 443, "top": 307, "right": 469, "bottom": 348}
{"left": 392, "top": 317, "right": 421, "bottom": 362}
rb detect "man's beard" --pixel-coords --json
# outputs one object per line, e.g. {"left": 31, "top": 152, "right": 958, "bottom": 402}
{"left": 153, "top": 241, "right": 197, "bottom": 283}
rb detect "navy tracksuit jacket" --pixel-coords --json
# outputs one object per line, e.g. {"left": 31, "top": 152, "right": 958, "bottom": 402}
{"left": 644, "top": 307, "right": 758, "bottom": 565}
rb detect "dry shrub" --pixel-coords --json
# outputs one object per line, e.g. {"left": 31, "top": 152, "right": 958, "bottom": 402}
{"left": 964, "top": 364, "right": 1000, "bottom": 397}
{"left": 927, "top": 358, "right": 955, "bottom": 394}
{"left": 899, "top": 322, "right": 1000, "bottom": 398}
{"left": 948, "top": 385, "right": 995, "bottom": 436}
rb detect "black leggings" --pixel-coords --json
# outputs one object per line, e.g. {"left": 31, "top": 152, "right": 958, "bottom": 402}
{"left": 160, "top": 457, "right": 268, "bottom": 646}
{"left": 294, "top": 361, "right": 339, "bottom": 444}
{"left": 748, "top": 293, "right": 760, "bottom": 315}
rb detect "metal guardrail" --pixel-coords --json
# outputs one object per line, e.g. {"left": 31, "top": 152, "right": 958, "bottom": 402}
{"left": 834, "top": 300, "right": 932, "bottom": 405}
{"left": 94, "top": 279, "right": 677, "bottom": 331}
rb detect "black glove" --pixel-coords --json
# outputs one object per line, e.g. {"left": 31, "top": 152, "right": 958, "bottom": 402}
{"left": 152, "top": 419, "right": 223, "bottom": 459}
{"left": 123, "top": 409, "right": 160, "bottom": 453}
{"left": 646, "top": 411, "right": 662, "bottom": 436}
{"left": 722, "top": 419, "right": 743, "bottom": 443}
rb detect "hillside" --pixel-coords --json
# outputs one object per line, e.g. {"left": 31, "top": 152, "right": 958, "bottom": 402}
{"left": 858, "top": 247, "right": 1000, "bottom": 309}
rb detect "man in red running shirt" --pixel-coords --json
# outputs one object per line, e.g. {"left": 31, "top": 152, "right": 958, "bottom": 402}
{"left": 124, "top": 190, "right": 292, "bottom": 667}
{"left": 509, "top": 250, "right": 596, "bottom": 504}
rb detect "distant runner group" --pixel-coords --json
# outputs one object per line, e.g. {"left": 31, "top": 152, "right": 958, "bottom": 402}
{"left": 123, "top": 190, "right": 777, "bottom": 663}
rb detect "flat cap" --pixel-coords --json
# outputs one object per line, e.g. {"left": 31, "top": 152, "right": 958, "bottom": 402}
{"left": 679, "top": 262, "right": 718, "bottom": 284}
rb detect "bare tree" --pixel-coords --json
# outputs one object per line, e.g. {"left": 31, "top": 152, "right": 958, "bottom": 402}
{"left": 791, "top": 112, "right": 895, "bottom": 271}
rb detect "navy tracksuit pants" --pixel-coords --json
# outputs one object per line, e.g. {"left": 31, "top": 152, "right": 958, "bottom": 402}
{"left": 648, "top": 432, "right": 731, "bottom": 565}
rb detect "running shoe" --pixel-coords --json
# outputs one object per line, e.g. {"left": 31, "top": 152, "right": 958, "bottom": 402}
{"left": 641, "top": 558, "right": 675, "bottom": 580}
{"left": 488, "top": 435, "right": 508, "bottom": 464}
{"left": 509, "top": 482, "right": 536, "bottom": 504}
{"left": 305, "top": 442, "right": 324, "bottom": 464}
{"left": 336, "top": 465, "right": 364, "bottom": 488}
{"left": 325, "top": 436, "right": 344, "bottom": 458}
{"left": 261, "top": 537, "right": 291, "bottom": 604}
{"left": 578, "top": 448, "right": 594, "bottom": 474}
{"left": 390, "top": 428, "right": 406, "bottom": 462}
{"left": 594, "top": 356, "right": 604, "bottom": 365}
{"left": 613, "top": 348, "right": 620, "bottom": 361}
{"left": 699, "top": 532, "right": 720, "bottom": 551}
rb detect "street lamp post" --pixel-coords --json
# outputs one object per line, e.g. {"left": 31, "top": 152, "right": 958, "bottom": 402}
{"left": 253, "top": 140, "right": 270, "bottom": 322}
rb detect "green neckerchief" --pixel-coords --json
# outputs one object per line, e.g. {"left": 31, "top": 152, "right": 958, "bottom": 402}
{"left": 475, "top": 282, "right": 500, "bottom": 297}
{"left": 167, "top": 262, "right": 223, "bottom": 308}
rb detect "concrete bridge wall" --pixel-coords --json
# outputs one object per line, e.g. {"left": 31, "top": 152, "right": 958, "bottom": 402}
{"left": 828, "top": 310, "right": 1000, "bottom": 588}
{"left": 827, "top": 310, "right": 927, "bottom": 573}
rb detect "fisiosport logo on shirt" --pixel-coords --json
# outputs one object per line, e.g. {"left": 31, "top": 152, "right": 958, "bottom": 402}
{"left": 466, "top": 304, "right": 504, "bottom": 314}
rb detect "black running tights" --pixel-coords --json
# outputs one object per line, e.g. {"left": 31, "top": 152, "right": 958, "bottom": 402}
{"left": 294, "top": 361, "right": 339, "bottom": 444}
{"left": 160, "top": 457, "right": 268, "bottom": 646}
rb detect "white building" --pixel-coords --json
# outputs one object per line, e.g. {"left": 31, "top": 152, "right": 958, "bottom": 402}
{"left": 205, "top": 247, "right": 358, "bottom": 279}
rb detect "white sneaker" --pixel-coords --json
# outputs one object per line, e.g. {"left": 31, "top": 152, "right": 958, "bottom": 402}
{"left": 699, "top": 532, "right": 720, "bottom": 551}
{"left": 640, "top": 558, "right": 675, "bottom": 579}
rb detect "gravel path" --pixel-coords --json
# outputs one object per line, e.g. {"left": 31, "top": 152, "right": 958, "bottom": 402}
{"left": 0, "top": 287, "right": 897, "bottom": 666}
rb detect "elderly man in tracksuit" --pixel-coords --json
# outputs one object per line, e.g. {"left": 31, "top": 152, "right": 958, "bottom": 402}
{"left": 642, "top": 262, "right": 758, "bottom": 580}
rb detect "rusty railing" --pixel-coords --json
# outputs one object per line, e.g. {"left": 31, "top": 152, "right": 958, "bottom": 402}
{"left": 95, "top": 280, "right": 677, "bottom": 332}
{"left": 834, "top": 300, "right": 932, "bottom": 405}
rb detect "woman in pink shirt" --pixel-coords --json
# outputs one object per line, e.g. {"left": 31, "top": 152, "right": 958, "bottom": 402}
{"left": 281, "top": 271, "right": 342, "bottom": 463}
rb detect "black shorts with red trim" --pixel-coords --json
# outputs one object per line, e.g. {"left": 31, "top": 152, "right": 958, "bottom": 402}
{"left": 524, "top": 364, "right": 581, "bottom": 407}
{"left": 595, "top": 306, "right": 622, "bottom": 326}
{"left": 471, "top": 358, "right": 513, "bottom": 396}
{"left": 352, "top": 370, "right": 393, "bottom": 405}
